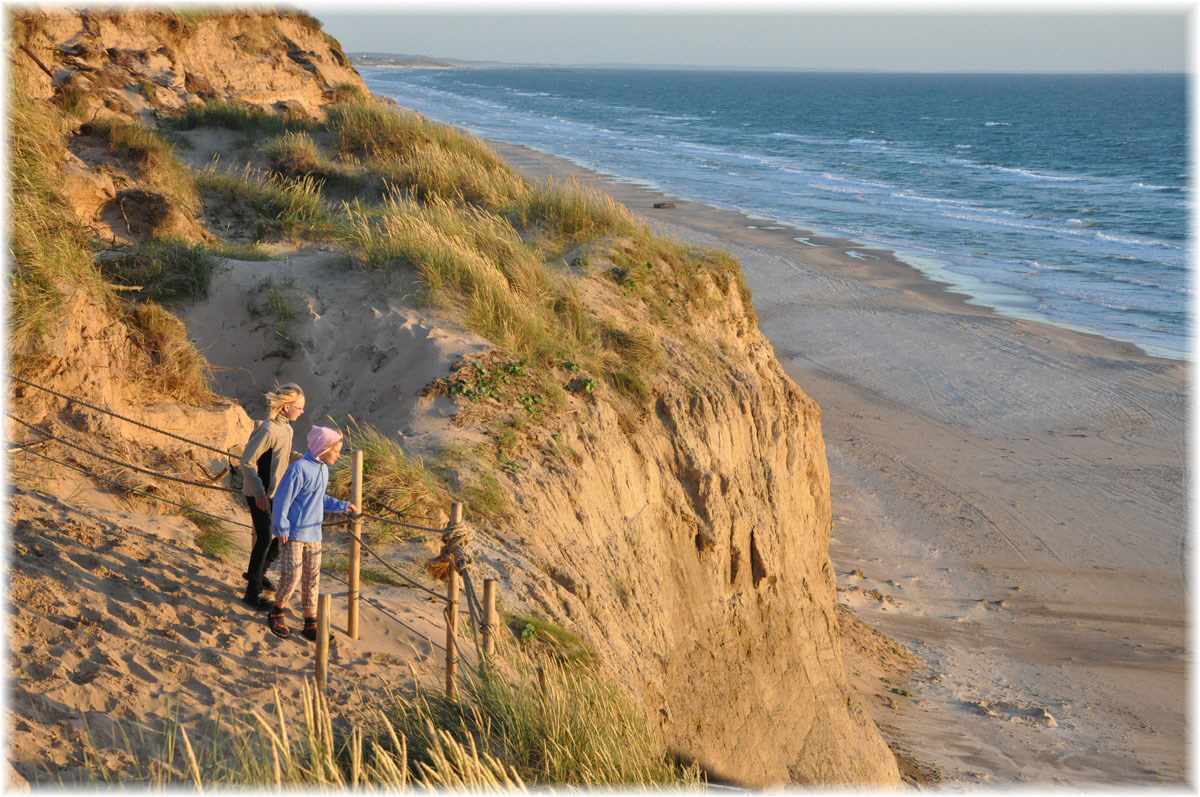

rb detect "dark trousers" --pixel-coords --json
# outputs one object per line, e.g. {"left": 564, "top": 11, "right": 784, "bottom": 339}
{"left": 245, "top": 495, "right": 279, "bottom": 598}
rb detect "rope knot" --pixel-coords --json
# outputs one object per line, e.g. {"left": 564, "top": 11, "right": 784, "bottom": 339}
{"left": 425, "top": 521, "right": 476, "bottom": 581}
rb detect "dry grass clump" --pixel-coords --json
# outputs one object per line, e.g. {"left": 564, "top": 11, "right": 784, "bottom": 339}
{"left": 431, "top": 655, "right": 697, "bottom": 785}
{"left": 512, "top": 178, "right": 636, "bottom": 247}
{"left": 196, "top": 166, "right": 339, "bottom": 239}
{"left": 127, "top": 302, "right": 216, "bottom": 402}
{"left": 85, "top": 682, "right": 523, "bottom": 788}
{"left": 342, "top": 197, "right": 575, "bottom": 367}
{"left": 8, "top": 87, "right": 106, "bottom": 363}
{"left": 608, "top": 230, "right": 756, "bottom": 324}
{"left": 88, "top": 651, "right": 695, "bottom": 787}
{"left": 328, "top": 99, "right": 499, "bottom": 167}
{"left": 329, "top": 420, "right": 448, "bottom": 536}
{"left": 327, "top": 99, "right": 528, "bottom": 208}
{"left": 180, "top": 502, "right": 237, "bottom": 561}
{"left": 259, "top": 130, "right": 360, "bottom": 189}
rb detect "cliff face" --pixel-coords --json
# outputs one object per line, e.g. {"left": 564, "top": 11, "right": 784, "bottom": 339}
{"left": 491, "top": 277, "right": 898, "bottom": 785}
{"left": 11, "top": 8, "right": 362, "bottom": 119}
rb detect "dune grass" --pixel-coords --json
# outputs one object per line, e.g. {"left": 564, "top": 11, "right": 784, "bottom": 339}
{"left": 101, "top": 239, "right": 219, "bottom": 301}
{"left": 8, "top": 87, "right": 107, "bottom": 365}
{"left": 78, "top": 640, "right": 696, "bottom": 787}
{"left": 128, "top": 302, "right": 217, "bottom": 402}
{"left": 260, "top": 130, "right": 363, "bottom": 193}
{"left": 180, "top": 503, "right": 237, "bottom": 561}
{"left": 107, "top": 651, "right": 695, "bottom": 787}
{"left": 512, "top": 178, "right": 636, "bottom": 248}
{"left": 170, "top": 100, "right": 315, "bottom": 137}
{"left": 326, "top": 98, "right": 529, "bottom": 209}
{"left": 329, "top": 420, "right": 449, "bottom": 535}
{"left": 381, "top": 655, "right": 696, "bottom": 786}
{"left": 196, "top": 165, "right": 340, "bottom": 239}
{"left": 341, "top": 197, "right": 597, "bottom": 371}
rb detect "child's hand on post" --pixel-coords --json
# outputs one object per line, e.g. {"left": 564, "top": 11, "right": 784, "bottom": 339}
{"left": 348, "top": 502, "right": 360, "bottom": 515}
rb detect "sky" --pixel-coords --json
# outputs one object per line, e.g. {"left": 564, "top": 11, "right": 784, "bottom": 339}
{"left": 311, "top": 7, "right": 1189, "bottom": 73}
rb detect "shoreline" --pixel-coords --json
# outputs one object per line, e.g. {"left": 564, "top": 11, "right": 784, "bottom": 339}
{"left": 493, "top": 141, "right": 1172, "bottom": 367}
{"left": 488, "top": 139, "right": 1189, "bottom": 785}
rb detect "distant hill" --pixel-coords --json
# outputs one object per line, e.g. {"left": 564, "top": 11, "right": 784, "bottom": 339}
{"left": 349, "top": 51, "right": 496, "bottom": 68}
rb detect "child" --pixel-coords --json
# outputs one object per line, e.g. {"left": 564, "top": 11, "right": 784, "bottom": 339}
{"left": 267, "top": 426, "right": 359, "bottom": 640}
{"left": 239, "top": 383, "right": 306, "bottom": 610}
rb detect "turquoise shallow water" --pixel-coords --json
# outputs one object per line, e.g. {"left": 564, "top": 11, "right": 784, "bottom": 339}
{"left": 363, "top": 68, "right": 1190, "bottom": 360}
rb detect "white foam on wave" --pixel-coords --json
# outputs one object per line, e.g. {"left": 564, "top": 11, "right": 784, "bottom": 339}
{"left": 984, "top": 121, "right": 1012, "bottom": 127}
{"left": 1095, "top": 231, "right": 1182, "bottom": 250}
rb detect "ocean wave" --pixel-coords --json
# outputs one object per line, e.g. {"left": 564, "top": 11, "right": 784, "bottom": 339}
{"left": 1095, "top": 231, "right": 1182, "bottom": 250}
{"left": 984, "top": 121, "right": 1012, "bottom": 127}
{"left": 967, "top": 162, "right": 1080, "bottom": 182}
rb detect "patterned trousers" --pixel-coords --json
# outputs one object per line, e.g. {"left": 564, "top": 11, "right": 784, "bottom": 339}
{"left": 277, "top": 539, "right": 322, "bottom": 616}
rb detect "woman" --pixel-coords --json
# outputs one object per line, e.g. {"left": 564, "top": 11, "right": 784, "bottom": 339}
{"left": 238, "top": 383, "right": 305, "bottom": 610}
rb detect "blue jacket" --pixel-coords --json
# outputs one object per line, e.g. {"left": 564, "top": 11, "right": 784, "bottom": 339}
{"left": 271, "top": 452, "right": 349, "bottom": 543}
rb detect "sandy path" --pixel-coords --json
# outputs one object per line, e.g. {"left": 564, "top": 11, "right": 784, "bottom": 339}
{"left": 490, "top": 142, "right": 1189, "bottom": 786}
{"left": 7, "top": 480, "right": 462, "bottom": 786}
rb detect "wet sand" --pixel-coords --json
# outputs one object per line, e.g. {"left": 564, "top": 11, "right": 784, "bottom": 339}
{"left": 493, "top": 141, "right": 1189, "bottom": 786}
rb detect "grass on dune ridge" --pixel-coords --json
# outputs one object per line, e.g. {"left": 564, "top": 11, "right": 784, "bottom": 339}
{"left": 79, "top": 653, "right": 698, "bottom": 788}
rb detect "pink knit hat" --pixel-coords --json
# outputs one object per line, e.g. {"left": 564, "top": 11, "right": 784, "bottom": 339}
{"left": 306, "top": 426, "right": 343, "bottom": 456}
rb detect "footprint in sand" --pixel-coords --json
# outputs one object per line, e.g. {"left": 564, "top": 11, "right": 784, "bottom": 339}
{"left": 961, "top": 698, "right": 1059, "bottom": 728}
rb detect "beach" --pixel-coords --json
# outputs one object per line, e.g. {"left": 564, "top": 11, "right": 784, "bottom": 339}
{"left": 491, "top": 142, "right": 1189, "bottom": 785}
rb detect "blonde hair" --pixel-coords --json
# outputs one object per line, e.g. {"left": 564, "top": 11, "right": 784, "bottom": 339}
{"left": 265, "top": 383, "right": 304, "bottom": 420}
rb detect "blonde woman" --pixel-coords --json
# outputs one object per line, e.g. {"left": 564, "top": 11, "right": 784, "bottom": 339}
{"left": 239, "top": 383, "right": 305, "bottom": 610}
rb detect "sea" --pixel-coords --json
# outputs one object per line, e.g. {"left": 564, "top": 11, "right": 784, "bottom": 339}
{"left": 361, "top": 68, "right": 1190, "bottom": 360}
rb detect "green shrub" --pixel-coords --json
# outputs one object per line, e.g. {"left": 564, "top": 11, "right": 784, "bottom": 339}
{"left": 101, "top": 239, "right": 219, "bottom": 301}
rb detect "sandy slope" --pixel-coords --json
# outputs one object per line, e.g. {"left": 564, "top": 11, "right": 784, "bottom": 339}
{"left": 7, "top": 480, "right": 460, "bottom": 786}
{"left": 488, "top": 142, "right": 1188, "bottom": 786}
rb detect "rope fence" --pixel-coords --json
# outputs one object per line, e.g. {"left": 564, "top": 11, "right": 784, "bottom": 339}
{"left": 10, "top": 372, "right": 502, "bottom": 698}
{"left": 10, "top": 373, "right": 240, "bottom": 461}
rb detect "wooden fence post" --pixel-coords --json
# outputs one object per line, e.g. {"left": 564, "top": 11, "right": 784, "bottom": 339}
{"left": 316, "top": 593, "right": 331, "bottom": 693}
{"left": 482, "top": 578, "right": 496, "bottom": 658}
{"left": 348, "top": 449, "right": 363, "bottom": 640}
{"left": 445, "top": 500, "right": 464, "bottom": 698}
{"left": 446, "top": 566, "right": 460, "bottom": 701}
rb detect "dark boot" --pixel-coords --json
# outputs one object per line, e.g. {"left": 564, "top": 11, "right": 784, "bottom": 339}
{"left": 241, "top": 591, "right": 273, "bottom": 611}
{"left": 301, "top": 617, "right": 319, "bottom": 642}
